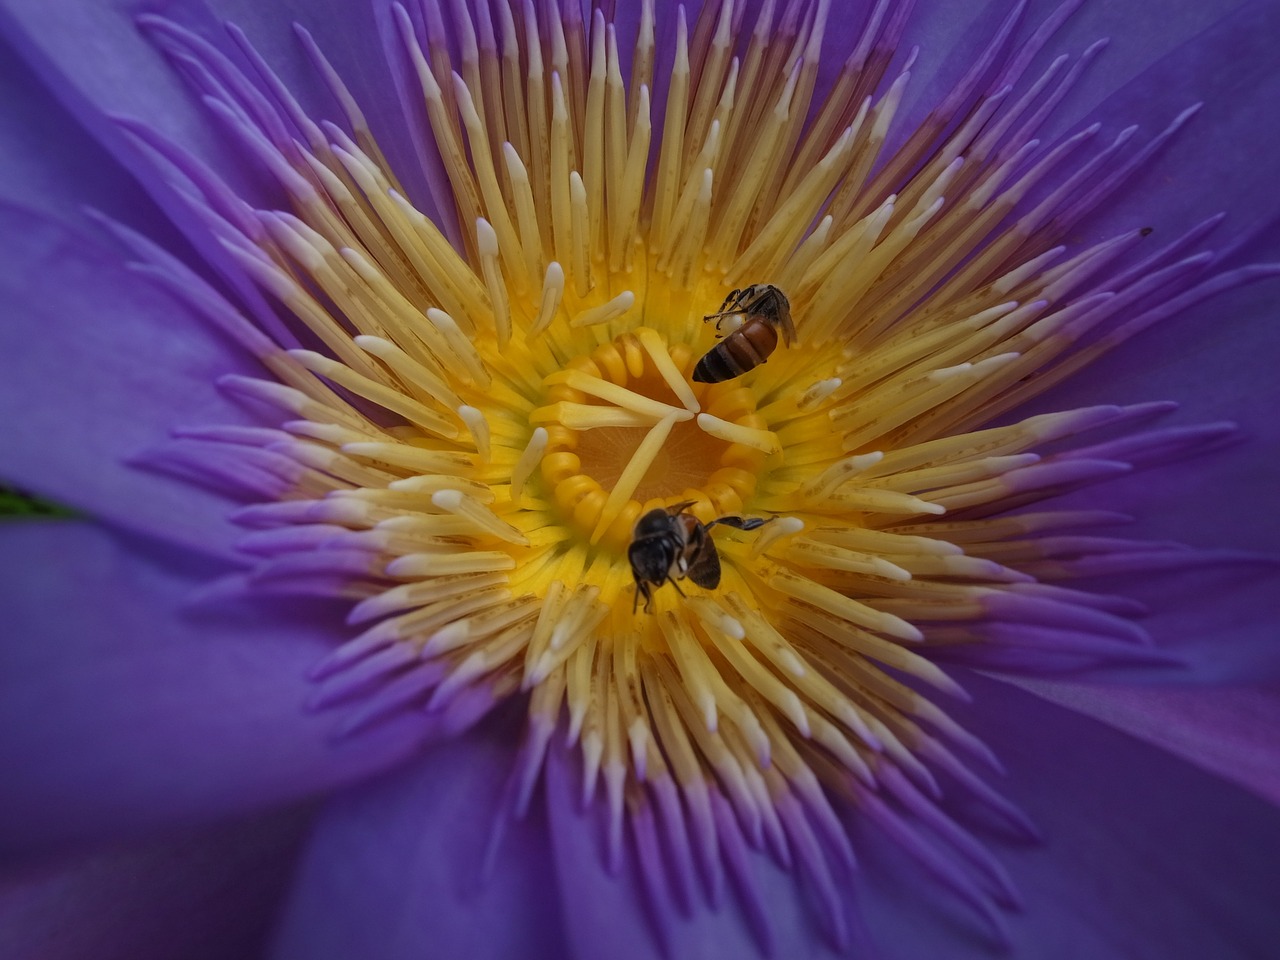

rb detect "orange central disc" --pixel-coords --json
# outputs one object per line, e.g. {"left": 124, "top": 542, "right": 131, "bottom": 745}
{"left": 533, "top": 329, "right": 771, "bottom": 552}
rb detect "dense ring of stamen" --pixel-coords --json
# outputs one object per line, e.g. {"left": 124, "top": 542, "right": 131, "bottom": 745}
{"left": 111, "top": 0, "right": 1280, "bottom": 949}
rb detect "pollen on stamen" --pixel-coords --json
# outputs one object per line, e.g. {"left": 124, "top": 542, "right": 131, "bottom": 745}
{"left": 115, "top": 0, "right": 1280, "bottom": 952}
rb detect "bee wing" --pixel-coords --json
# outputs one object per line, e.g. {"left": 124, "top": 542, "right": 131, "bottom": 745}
{"left": 685, "top": 540, "right": 722, "bottom": 589}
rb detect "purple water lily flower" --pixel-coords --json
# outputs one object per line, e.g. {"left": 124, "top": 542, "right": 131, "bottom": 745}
{"left": 2, "top": 0, "right": 1279, "bottom": 958}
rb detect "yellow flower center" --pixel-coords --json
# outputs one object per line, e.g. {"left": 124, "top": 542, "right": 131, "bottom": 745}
{"left": 533, "top": 326, "right": 767, "bottom": 546}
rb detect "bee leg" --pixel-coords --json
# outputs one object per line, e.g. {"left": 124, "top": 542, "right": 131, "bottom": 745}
{"left": 719, "top": 288, "right": 743, "bottom": 312}
{"left": 702, "top": 306, "right": 749, "bottom": 324}
{"left": 708, "top": 515, "right": 774, "bottom": 531}
{"left": 667, "top": 577, "right": 687, "bottom": 598}
{"left": 702, "top": 288, "right": 749, "bottom": 323}
{"left": 634, "top": 582, "right": 651, "bottom": 614}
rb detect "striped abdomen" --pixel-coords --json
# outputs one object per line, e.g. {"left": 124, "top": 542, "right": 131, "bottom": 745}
{"left": 691, "top": 318, "right": 779, "bottom": 383}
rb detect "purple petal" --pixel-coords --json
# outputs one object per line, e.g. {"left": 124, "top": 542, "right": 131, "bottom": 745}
{"left": 1068, "top": 1, "right": 1280, "bottom": 240}
{"left": 0, "top": 0, "right": 268, "bottom": 202}
{"left": 1018, "top": 286, "right": 1279, "bottom": 686}
{"left": 0, "top": 521, "right": 433, "bottom": 856}
{"left": 0, "top": 204, "right": 256, "bottom": 559}
{"left": 1002, "top": 678, "right": 1280, "bottom": 807}
{"left": 270, "top": 708, "right": 567, "bottom": 960}
{"left": 0, "top": 37, "right": 180, "bottom": 241}
{"left": 0, "top": 0, "right": 438, "bottom": 224}
{"left": 543, "top": 740, "right": 860, "bottom": 960}
{"left": 0, "top": 0, "right": 314, "bottom": 315}
{"left": 541, "top": 672, "right": 1280, "bottom": 960}
{"left": 1006, "top": 7, "right": 1280, "bottom": 682}
{"left": 0, "top": 804, "right": 311, "bottom": 960}
{"left": 875, "top": 0, "right": 1231, "bottom": 143}
{"left": 209, "top": 0, "right": 434, "bottom": 211}
{"left": 857, "top": 671, "right": 1280, "bottom": 959}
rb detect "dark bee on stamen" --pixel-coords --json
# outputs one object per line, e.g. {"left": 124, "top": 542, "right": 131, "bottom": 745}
{"left": 628, "top": 501, "right": 771, "bottom": 613}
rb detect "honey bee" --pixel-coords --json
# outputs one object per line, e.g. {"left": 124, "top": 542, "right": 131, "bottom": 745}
{"left": 692, "top": 284, "right": 796, "bottom": 383}
{"left": 629, "top": 501, "right": 771, "bottom": 613}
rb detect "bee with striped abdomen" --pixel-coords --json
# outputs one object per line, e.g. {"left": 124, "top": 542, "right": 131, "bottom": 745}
{"left": 692, "top": 284, "right": 796, "bottom": 383}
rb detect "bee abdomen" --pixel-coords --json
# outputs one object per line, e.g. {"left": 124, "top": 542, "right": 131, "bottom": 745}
{"left": 692, "top": 323, "right": 777, "bottom": 383}
{"left": 692, "top": 344, "right": 740, "bottom": 383}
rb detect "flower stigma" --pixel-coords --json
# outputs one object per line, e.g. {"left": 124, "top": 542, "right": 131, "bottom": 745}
{"left": 113, "top": 0, "right": 1280, "bottom": 950}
